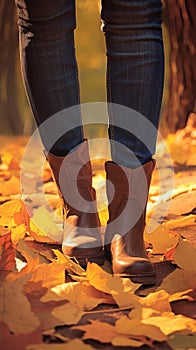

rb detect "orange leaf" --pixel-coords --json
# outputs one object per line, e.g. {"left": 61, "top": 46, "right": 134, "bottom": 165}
{"left": 0, "top": 176, "right": 21, "bottom": 195}
{"left": 0, "top": 231, "right": 15, "bottom": 280}
{"left": 13, "top": 200, "right": 31, "bottom": 228}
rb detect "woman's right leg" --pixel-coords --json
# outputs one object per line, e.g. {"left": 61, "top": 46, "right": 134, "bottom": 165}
{"left": 15, "top": 0, "right": 83, "bottom": 154}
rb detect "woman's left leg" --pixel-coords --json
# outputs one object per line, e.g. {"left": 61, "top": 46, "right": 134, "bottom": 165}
{"left": 101, "top": 0, "right": 164, "bottom": 283}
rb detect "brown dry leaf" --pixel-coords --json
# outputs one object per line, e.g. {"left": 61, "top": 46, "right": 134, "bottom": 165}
{"left": 174, "top": 236, "right": 196, "bottom": 273}
{"left": 72, "top": 320, "right": 144, "bottom": 346}
{"left": 116, "top": 315, "right": 167, "bottom": 342}
{"left": 0, "top": 273, "right": 40, "bottom": 334}
{"left": 29, "top": 207, "right": 63, "bottom": 243}
{"left": 0, "top": 176, "right": 21, "bottom": 195}
{"left": 26, "top": 339, "right": 94, "bottom": 350}
{"left": 16, "top": 240, "right": 49, "bottom": 265}
{"left": 0, "top": 322, "right": 42, "bottom": 350}
{"left": 0, "top": 231, "right": 15, "bottom": 279}
{"left": 167, "top": 334, "right": 196, "bottom": 350}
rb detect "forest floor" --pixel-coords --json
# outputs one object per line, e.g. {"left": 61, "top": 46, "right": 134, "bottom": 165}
{"left": 0, "top": 127, "right": 196, "bottom": 350}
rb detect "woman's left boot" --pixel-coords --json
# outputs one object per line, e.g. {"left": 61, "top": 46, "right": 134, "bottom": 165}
{"left": 45, "top": 140, "right": 105, "bottom": 267}
{"left": 104, "top": 159, "right": 156, "bottom": 284}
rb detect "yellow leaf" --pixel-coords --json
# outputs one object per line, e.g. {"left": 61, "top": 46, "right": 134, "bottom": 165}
{"left": 11, "top": 224, "right": 26, "bottom": 245}
{"left": 112, "top": 337, "right": 143, "bottom": 347}
{"left": 0, "top": 176, "right": 21, "bottom": 195}
{"left": 169, "top": 289, "right": 193, "bottom": 303}
{"left": 141, "top": 312, "right": 196, "bottom": 336}
{"left": 51, "top": 302, "right": 84, "bottom": 325}
{"left": 30, "top": 207, "right": 63, "bottom": 243}
{"left": 174, "top": 236, "right": 196, "bottom": 273}
{"left": 41, "top": 281, "right": 114, "bottom": 310}
{"left": 73, "top": 319, "right": 145, "bottom": 346}
{"left": 157, "top": 269, "right": 196, "bottom": 294}
{"left": 28, "top": 261, "right": 67, "bottom": 289}
{"left": 0, "top": 274, "right": 40, "bottom": 334}
{"left": 165, "top": 215, "right": 196, "bottom": 230}
{"left": 115, "top": 316, "right": 167, "bottom": 342}
{"left": 144, "top": 220, "right": 179, "bottom": 254}
{"left": 26, "top": 339, "right": 94, "bottom": 350}
{"left": 0, "top": 199, "right": 22, "bottom": 227}
{"left": 139, "top": 290, "right": 172, "bottom": 313}
{"left": 86, "top": 262, "right": 140, "bottom": 296}
{"left": 52, "top": 250, "right": 86, "bottom": 276}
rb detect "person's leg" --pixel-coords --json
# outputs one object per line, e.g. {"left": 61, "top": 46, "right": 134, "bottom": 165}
{"left": 15, "top": 0, "right": 83, "bottom": 155}
{"left": 16, "top": 0, "right": 104, "bottom": 265}
{"left": 101, "top": 0, "right": 164, "bottom": 283}
{"left": 101, "top": 0, "right": 164, "bottom": 167}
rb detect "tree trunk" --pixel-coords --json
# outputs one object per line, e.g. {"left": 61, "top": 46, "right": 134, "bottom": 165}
{"left": 162, "top": 0, "right": 196, "bottom": 133}
{"left": 0, "top": 0, "right": 31, "bottom": 134}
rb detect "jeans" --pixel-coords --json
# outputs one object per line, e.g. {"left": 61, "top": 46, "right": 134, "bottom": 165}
{"left": 15, "top": 0, "right": 164, "bottom": 168}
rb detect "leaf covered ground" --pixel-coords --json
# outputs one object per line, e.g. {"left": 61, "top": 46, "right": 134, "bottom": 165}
{"left": 0, "top": 127, "right": 196, "bottom": 350}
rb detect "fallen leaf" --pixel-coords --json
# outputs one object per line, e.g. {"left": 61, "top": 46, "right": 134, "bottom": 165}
{"left": 111, "top": 337, "right": 144, "bottom": 347}
{"left": 86, "top": 262, "right": 140, "bottom": 297}
{"left": 73, "top": 319, "right": 146, "bottom": 346}
{"left": 0, "top": 176, "right": 21, "bottom": 195}
{"left": 0, "top": 199, "right": 22, "bottom": 227}
{"left": 16, "top": 240, "right": 49, "bottom": 265}
{"left": 26, "top": 261, "right": 67, "bottom": 291}
{"left": 140, "top": 311, "right": 196, "bottom": 336}
{"left": 140, "top": 290, "right": 172, "bottom": 312}
{"left": 0, "top": 322, "right": 42, "bottom": 350}
{"left": 41, "top": 281, "right": 114, "bottom": 309}
{"left": 167, "top": 334, "right": 196, "bottom": 350}
{"left": 144, "top": 220, "right": 179, "bottom": 254}
{"left": 11, "top": 224, "right": 26, "bottom": 245}
{"left": 0, "top": 231, "right": 15, "bottom": 279}
{"left": 157, "top": 269, "right": 196, "bottom": 294}
{"left": 174, "top": 236, "right": 196, "bottom": 273}
{"left": 26, "top": 339, "right": 94, "bottom": 350}
{"left": 29, "top": 207, "right": 63, "bottom": 243}
{"left": 115, "top": 315, "right": 166, "bottom": 342}
{"left": 51, "top": 302, "right": 85, "bottom": 325}
{"left": 0, "top": 274, "right": 40, "bottom": 334}
{"left": 52, "top": 250, "right": 86, "bottom": 276}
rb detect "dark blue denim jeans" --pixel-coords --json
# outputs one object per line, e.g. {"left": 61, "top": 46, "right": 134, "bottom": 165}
{"left": 16, "top": 0, "right": 164, "bottom": 167}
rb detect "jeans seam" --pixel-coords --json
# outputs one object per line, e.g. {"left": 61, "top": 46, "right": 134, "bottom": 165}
{"left": 107, "top": 56, "right": 115, "bottom": 160}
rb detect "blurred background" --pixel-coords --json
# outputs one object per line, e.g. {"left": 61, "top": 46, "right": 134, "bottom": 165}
{"left": 0, "top": 0, "right": 195, "bottom": 137}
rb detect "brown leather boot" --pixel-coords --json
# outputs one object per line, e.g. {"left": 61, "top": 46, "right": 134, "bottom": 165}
{"left": 104, "top": 159, "right": 156, "bottom": 284}
{"left": 45, "top": 140, "right": 105, "bottom": 267}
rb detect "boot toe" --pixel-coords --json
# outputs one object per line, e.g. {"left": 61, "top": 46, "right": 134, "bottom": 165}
{"left": 113, "top": 257, "right": 156, "bottom": 285}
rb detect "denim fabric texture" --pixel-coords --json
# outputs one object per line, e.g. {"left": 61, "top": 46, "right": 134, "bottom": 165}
{"left": 16, "top": 0, "right": 164, "bottom": 167}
